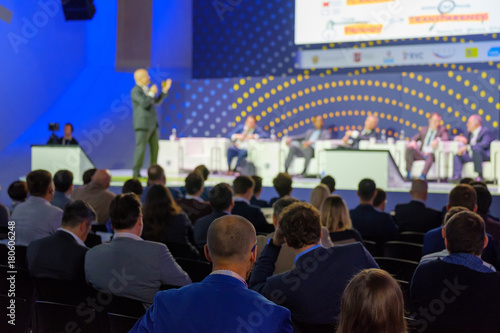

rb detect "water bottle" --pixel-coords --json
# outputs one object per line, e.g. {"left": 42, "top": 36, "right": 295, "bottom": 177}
{"left": 399, "top": 129, "right": 405, "bottom": 141}
{"left": 380, "top": 129, "right": 387, "bottom": 143}
{"left": 270, "top": 129, "right": 277, "bottom": 140}
{"left": 170, "top": 128, "right": 177, "bottom": 141}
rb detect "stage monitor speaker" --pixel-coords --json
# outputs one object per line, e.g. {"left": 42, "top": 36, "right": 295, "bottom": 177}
{"left": 62, "top": 0, "right": 96, "bottom": 20}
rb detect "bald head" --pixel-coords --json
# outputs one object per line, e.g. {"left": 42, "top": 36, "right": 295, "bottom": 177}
{"left": 410, "top": 179, "right": 428, "bottom": 201}
{"left": 134, "top": 69, "right": 150, "bottom": 86}
{"left": 92, "top": 169, "right": 112, "bottom": 189}
{"left": 207, "top": 215, "right": 256, "bottom": 263}
{"left": 365, "top": 115, "right": 379, "bottom": 130}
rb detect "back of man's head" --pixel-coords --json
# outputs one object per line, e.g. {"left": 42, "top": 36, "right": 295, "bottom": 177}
{"left": 358, "top": 178, "right": 376, "bottom": 201}
{"left": 8, "top": 181, "right": 28, "bottom": 202}
{"left": 109, "top": 194, "right": 142, "bottom": 230}
{"left": 27, "top": 170, "right": 53, "bottom": 197}
{"left": 185, "top": 172, "right": 203, "bottom": 195}
{"left": 445, "top": 211, "right": 486, "bottom": 256}
{"left": 62, "top": 200, "right": 95, "bottom": 229}
{"left": 210, "top": 183, "right": 233, "bottom": 212}
{"left": 251, "top": 175, "right": 263, "bottom": 196}
{"left": 122, "top": 179, "right": 143, "bottom": 196}
{"left": 54, "top": 170, "right": 74, "bottom": 193}
{"left": 194, "top": 165, "right": 210, "bottom": 181}
{"left": 273, "top": 173, "right": 293, "bottom": 197}
{"left": 320, "top": 175, "right": 336, "bottom": 193}
{"left": 92, "top": 170, "right": 112, "bottom": 189}
{"left": 233, "top": 176, "right": 254, "bottom": 195}
{"left": 279, "top": 202, "right": 321, "bottom": 249}
{"left": 472, "top": 184, "right": 492, "bottom": 216}
{"left": 206, "top": 215, "right": 256, "bottom": 263}
{"left": 147, "top": 164, "right": 166, "bottom": 184}
{"left": 444, "top": 206, "right": 470, "bottom": 226}
{"left": 373, "top": 188, "right": 386, "bottom": 208}
{"left": 273, "top": 196, "right": 300, "bottom": 221}
{"left": 448, "top": 184, "right": 477, "bottom": 211}
{"left": 410, "top": 179, "right": 428, "bottom": 200}
{"left": 82, "top": 168, "right": 97, "bottom": 185}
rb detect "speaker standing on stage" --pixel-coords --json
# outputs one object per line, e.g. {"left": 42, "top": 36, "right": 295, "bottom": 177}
{"left": 131, "top": 69, "right": 172, "bottom": 178}
{"left": 405, "top": 113, "right": 448, "bottom": 180}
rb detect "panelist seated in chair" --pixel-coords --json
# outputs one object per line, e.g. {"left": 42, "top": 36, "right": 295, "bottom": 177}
{"left": 405, "top": 112, "right": 449, "bottom": 180}
{"left": 342, "top": 115, "right": 379, "bottom": 149}
{"left": 227, "top": 115, "right": 267, "bottom": 174}
{"left": 284, "top": 115, "right": 330, "bottom": 176}
{"left": 451, "top": 115, "right": 494, "bottom": 182}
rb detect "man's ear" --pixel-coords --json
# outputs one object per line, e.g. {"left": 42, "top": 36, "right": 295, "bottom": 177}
{"left": 204, "top": 244, "right": 213, "bottom": 263}
{"left": 441, "top": 227, "right": 446, "bottom": 240}
{"left": 483, "top": 235, "right": 489, "bottom": 249}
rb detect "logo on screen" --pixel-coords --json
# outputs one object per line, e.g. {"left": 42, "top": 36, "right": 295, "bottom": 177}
{"left": 403, "top": 51, "right": 424, "bottom": 60}
{"left": 433, "top": 48, "right": 456, "bottom": 59}
{"left": 383, "top": 51, "right": 394, "bottom": 64}
{"left": 465, "top": 48, "right": 478, "bottom": 58}
{"left": 354, "top": 52, "right": 362, "bottom": 62}
{"left": 488, "top": 47, "right": 500, "bottom": 57}
{"left": 312, "top": 56, "right": 319, "bottom": 64}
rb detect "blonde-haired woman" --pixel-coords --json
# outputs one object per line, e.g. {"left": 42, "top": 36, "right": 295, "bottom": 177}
{"left": 320, "top": 195, "right": 362, "bottom": 244}
{"left": 309, "top": 184, "right": 330, "bottom": 210}
{"left": 337, "top": 269, "right": 407, "bottom": 333}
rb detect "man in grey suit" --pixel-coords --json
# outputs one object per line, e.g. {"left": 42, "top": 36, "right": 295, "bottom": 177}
{"left": 12, "top": 170, "right": 63, "bottom": 246}
{"left": 85, "top": 193, "right": 191, "bottom": 306}
{"left": 406, "top": 113, "right": 449, "bottom": 180}
{"left": 131, "top": 68, "right": 172, "bottom": 178}
{"left": 50, "top": 170, "right": 74, "bottom": 210}
{"left": 284, "top": 115, "right": 330, "bottom": 176}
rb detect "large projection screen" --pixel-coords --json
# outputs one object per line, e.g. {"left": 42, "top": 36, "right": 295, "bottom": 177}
{"left": 295, "top": 0, "right": 500, "bottom": 45}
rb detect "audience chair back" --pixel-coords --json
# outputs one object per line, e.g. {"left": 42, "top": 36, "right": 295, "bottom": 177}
{"left": 399, "top": 231, "right": 426, "bottom": 244}
{"left": 100, "top": 292, "right": 146, "bottom": 318}
{"left": 175, "top": 258, "right": 212, "bottom": 282}
{"left": 383, "top": 241, "right": 423, "bottom": 262}
{"left": 33, "top": 277, "right": 95, "bottom": 306}
{"left": 374, "top": 257, "right": 419, "bottom": 282}
{"left": 363, "top": 240, "right": 383, "bottom": 257}
{"left": 292, "top": 320, "right": 337, "bottom": 333}
{"left": 0, "top": 295, "right": 27, "bottom": 333}
{"left": 396, "top": 279, "right": 410, "bottom": 311}
{"left": 0, "top": 265, "right": 33, "bottom": 304}
{"left": 34, "top": 301, "right": 100, "bottom": 333}
{"left": 165, "top": 242, "right": 199, "bottom": 260}
{"left": 108, "top": 313, "right": 140, "bottom": 333}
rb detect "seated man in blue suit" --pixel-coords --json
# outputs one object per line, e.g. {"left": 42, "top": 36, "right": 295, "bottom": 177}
{"left": 249, "top": 202, "right": 378, "bottom": 325}
{"left": 130, "top": 215, "right": 293, "bottom": 333}
{"left": 227, "top": 115, "right": 267, "bottom": 174}
{"left": 451, "top": 115, "right": 494, "bottom": 182}
{"left": 349, "top": 178, "right": 399, "bottom": 245}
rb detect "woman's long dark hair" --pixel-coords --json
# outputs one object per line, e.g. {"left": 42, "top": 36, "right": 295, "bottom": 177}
{"left": 142, "top": 185, "right": 182, "bottom": 241}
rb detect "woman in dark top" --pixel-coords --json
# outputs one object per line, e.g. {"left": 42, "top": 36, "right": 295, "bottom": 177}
{"left": 142, "top": 185, "right": 199, "bottom": 259}
{"left": 321, "top": 195, "right": 363, "bottom": 244}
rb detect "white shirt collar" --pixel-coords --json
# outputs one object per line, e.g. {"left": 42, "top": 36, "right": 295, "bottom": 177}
{"left": 210, "top": 269, "right": 247, "bottom": 288}
{"left": 58, "top": 228, "right": 87, "bottom": 248}
{"left": 185, "top": 194, "right": 204, "bottom": 202}
{"left": 113, "top": 232, "right": 143, "bottom": 241}
{"left": 472, "top": 126, "right": 481, "bottom": 137}
{"left": 233, "top": 196, "right": 250, "bottom": 205}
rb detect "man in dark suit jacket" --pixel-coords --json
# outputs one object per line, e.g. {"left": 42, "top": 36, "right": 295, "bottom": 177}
{"left": 85, "top": 194, "right": 191, "bottom": 306}
{"left": 394, "top": 179, "right": 442, "bottom": 232}
{"left": 406, "top": 113, "right": 449, "bottom": 180}
{"left": 141, "top": 164, "right": 181, "bottom": 202}
{"left": 131, "top": 69, "right": 172, "bottom": 178}
{"left": 342, "top": 115, "right": 379, "bottom": 149}
{"left": 194, "top": 183, "right": 234, "bottom": 249}
{"left": 452, "top": 115, "right": 494, "bottom": 182}
{"left": 411, "top": 211, "right": 500, "bottom": 332}
{"left": 232, "top": 176, "right": 274, "bottom": 234}
{"left": 176, "top": 172, "right": 213, "bottom": 225}
{"left": 250, "top": 175, "right": 269, "bottom": 208}
{"left": 131, "top": 215, "right": 293, "bottom": 332}
{"left": 51, "top": 170, "right": 74, "bottom": 210}
{"left": 350, "top": 179, "right": 399, "bottom": 244}
{"left": 285, "top": 115, "right": 330, "bottom": 176}
{"left": 473, "top": 183, "right": 500, "bottom": 242}
{"left": 56, "top": 123, "right": 79, "bottom": 145}
{"left": 227, "top": 115, "right": 267, "bottom": 173}
{"left": 27, "top": 201, "right": 94, "bottom": 283}
{"left": 249, "top": 202, "right": 378, "bottom": 325}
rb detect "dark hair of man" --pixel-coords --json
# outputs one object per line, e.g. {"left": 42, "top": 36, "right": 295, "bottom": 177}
{"left": 273, "top": 173, "right": 293, "bottom": 197}
{"left": 62, "top": 200, "right": 95, "bottom": 228}
{"left": 273, "top": 196, "right": 300, "bottom": 221}
{"left": 459, "top": 177, "right": 474, "bottom": 185}
{"left": 358, "top": 178, "right": 376, "bottom": 201}
{"left": 247, "top": 115, "right": 256, "bottom": 121}
{"left": 7, "top": 181, "right": 28, "bottom": 201}
{"left": 185, "top": 172, "right": 203, "bottom": 195}
{"left": 82, "top": 168, "right": 97, "bottom": 185}
{"left": 446, "top": 211, "right": 485, "bottom": 256}
{"left": 122, "top": 179, "right": 143, "bottom": 196}
{"left": 209, "top": 183, "right": 233, "bottom": 212}
{"left": 321, "top": 175, "right": 336, "bottom": 193}
{"left": 194, "top": 165, "right": 210, "bottom": 181}
{"left": 109, "top": 194, "right": 142, "bottom": 230}
{"left": 251, "top": 175, "right": 263, "bottom": 195}
{"left": 27, "top": 170, "right": 52, "bottom": 197}
{"left": 65, "top": 123, "right": 74, "bottom": 132}
{"left": 233, "top": 176, "right": 255, "bottom": 195}
{"left": 443, "top": 206, "right": 470, "bottom": 226}
{"left": 449, "top": 184, "right": 477, "bottom": 211}
{"left": 142, "top": 185, "right": 182, "bottom": 241}
{"left": 472, "top": 184, "right": 492, "bottom": 216}
{"left": 54, "top": 170, "right": 74, "bottom": 193}
{"left": 207, "top": 215, "right": 256, "bottom": 262}
{"left": 373, "top": 188, "right": 386, "bottom": 207}
{"left": 279, "top": 202, "right": 321, "bottom": 249}
{"left": 147, "top": 164, "right": 165, "bottom": 182}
